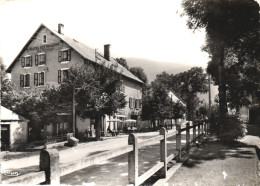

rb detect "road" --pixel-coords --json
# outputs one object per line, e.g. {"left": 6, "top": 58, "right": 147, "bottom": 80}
{"left": 1, "top": 129, "right": 178, "bottom": 181}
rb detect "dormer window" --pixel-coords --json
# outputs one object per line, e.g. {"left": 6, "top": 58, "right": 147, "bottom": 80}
{"left": 21, "top": 56, "right": 32, "bottom": 68}
{"left": 58, "top": 49, "right": 71, "bottom": 62}
{"left": 42, "top": 34, "right": 47, "bottom": 44}
{"left": 35, "top": 53, "right": 46, "bottom": 66}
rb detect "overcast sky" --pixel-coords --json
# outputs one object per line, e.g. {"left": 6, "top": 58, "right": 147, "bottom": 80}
{"left": 0, "top": 0, "right": 259, "bottom": 69}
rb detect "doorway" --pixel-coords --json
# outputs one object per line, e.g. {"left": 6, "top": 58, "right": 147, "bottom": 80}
{"left": 1, "top": 124, "right": 10, "bottom": 150}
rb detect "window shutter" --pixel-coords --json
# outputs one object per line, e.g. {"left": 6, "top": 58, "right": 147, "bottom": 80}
{"left": 58, "top": 51, "right": 62, "bottom": 62}
{"left": 35, "top": 55, "right": 38, "bottom": 66}
{"left": 21, "top": 57, "right": 25, "bottom": 67}
{"left": 129, "top": 97, "right": 132, "bottom": 108}
{"left": 29, "top": 56, "right": 33, "bottom": 66}
{"left": 20, "top": 75, "right": 24, "bottom": 87}
{"left": 139, "top": 99, "right": 142, "bottom": 108}
{"left": 41, "top": 72, "right": 44, "bottom": 85}
{"left": 58, "top": 70, "right": 61, "bottom": 83}
{"left": 135, "top": 99, "right": 138, "bottom": 109}
{"left": 34, "top": 73, "right": 38, "bottom": 86}
{"left": 68, "top": 49, "right": 71, "bottom": 61}
{"left": 44, "top": 54, "right": 46, "bottom": 65}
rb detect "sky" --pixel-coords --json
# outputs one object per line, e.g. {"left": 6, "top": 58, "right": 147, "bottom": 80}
{"left": 0, "top": 0, "right": 209, "bottom": 69}
{"left": 0, "top": 0, "right": 259, "bottom": 70}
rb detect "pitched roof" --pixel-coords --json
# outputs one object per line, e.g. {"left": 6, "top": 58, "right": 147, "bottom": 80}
{"left": 6, "top": 24, "right": 144, "bottom": 84}
{"left": 0, "top": 106, "right": 28, "bottom": 122}
{"left": 168, "top": 91, "right": 186, "bottom": 107}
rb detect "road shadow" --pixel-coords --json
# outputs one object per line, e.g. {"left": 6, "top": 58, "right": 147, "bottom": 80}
{"left": 247, "top": 125, "right": 260, "bottom": 137}
{"left": 183, "top": 139, "right": 255, "bottom": 168}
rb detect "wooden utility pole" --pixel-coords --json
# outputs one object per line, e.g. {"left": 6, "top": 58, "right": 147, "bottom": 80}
{"left": 72, "top": 86, "right": 76, "bottom": 137}
{"left": 208, "top": 75, "right": 212, "bottom": 117}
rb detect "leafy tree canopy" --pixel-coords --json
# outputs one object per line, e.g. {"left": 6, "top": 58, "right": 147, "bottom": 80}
{"left": 130, "top": 66, "right": 148, "bottom": 84}
{"left": 115, "top": 58, "right": 129, "bottom": 70}
{"left": 182, "top": 0, "right": 259, "bottom": 116}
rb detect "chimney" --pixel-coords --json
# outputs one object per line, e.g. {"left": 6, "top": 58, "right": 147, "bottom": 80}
{"left": 104, "top": 44, "right": 110, "bottom": 61}
{"left": 58, "top": 23, "right": 64, "bottom": 34}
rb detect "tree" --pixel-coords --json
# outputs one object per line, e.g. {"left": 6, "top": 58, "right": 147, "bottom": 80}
{"left": 151, "top": 82, "right": 172, "bottom": 126}
{"left": 0, "top": 57, "right": 12, "bottom": 96}
{"left": 2, "top": 84, "right": 61, "bottom": 140}
{"left": 171, "top": 67, "right": 208, "bottom": 120}
{"left": 129, "top": 66, "right": 148, "bottom": 84}
{"left": 182, "top": 0, "right": 259, "bottom": 118}
{"left": 171, "top": 101, "right": 187, "bottom": 126}
{"left": 58, "top": 65, "right": 127, "bottom": 140}
{"left": 115, "top": 58, "right": 129, "bottom": 70}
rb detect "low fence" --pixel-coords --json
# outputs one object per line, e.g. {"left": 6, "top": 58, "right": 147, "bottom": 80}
{"left": 2, "top": 120, "right": 209, "bottom": 185}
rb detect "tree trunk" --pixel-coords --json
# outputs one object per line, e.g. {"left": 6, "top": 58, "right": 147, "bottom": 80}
{"left": 95, "top": 115, "right": 102, "bottom": 141}
{"left": 152, "top": 120, "right": 156, "bottom": 129}
{"left": 218, "top": 47, "right": 228, "bottom": 118}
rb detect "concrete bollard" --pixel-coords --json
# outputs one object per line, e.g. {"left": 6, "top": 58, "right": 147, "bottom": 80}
{"left": 128, "top": 133, "right": 138, "bottom": 186}
{"left": 186, "top": 123, "right": 190, "bottom": 155}
{"left": 160, "top": 127, "right": 167, "bottom": 178}
{"left": 40, "top": 149, "right": 60, "bottom": 185}
{"left": 176, "top": 124, "right": 181, "bottom": 162}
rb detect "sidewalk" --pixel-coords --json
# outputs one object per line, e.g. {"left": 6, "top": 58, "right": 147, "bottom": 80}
{"left": 166, "top": 136, "right": 260, "bottom": 186}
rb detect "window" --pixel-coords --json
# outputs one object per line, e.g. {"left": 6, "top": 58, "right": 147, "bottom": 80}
{"left": 21, "top": 56, "right": 32, "bottom": 67}
{"left": 35, "top": 53, "right": 46, "bottom": 66}
{"left": 58, "top": 69, "right": 69, "bottom": 83}
{"left": 20, "top": 74, "right": 30, "bottom": 87}
{"left": 58, "top": 49, "right": 71, "bottom": 62}
{"left": 34, "top": 72, "right": 45, "bottom": 86}
{"left": 132, "top": 98, "right": 135, "bottom": 108}
{"left": 42, "top": 34, "right": 47, "bottom": 44}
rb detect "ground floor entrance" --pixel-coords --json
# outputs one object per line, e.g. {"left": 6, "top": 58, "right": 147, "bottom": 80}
{"left": 1, "top": 124, "right": 10, "bottom": 150}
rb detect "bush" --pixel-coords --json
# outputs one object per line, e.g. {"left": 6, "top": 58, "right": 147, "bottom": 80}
{"left": 210, "top": 111, "right": 246, "bottom": 143}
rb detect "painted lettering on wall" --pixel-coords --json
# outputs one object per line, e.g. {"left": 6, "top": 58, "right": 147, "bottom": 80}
{"left": 27, "top": 43, "right": 60, "bottom": 51}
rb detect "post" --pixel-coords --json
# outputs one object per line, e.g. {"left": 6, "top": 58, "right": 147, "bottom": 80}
{"left": 198, "top": 122, "right": 201, "bottom": 143}
{"left": 40, "top": 149, "right": 60, "bottom": 185}
{"left": 160, "top": 128, "right": 167, "bottom": 178}
{"left": 201, "top": 120, "right": 204, "bottom": 136}
{"left": 186, "top": 123, "right": 190, "bottom": 155}
{"left": 176, "top": 124, "right": 181, "bottom": 162}
{"left": 128, "top": 134, "right": 138, "bottom": 185}
{"left": 72, "top": 86, "right": 76, "bottom": 137}
{"left": 193, "top": 122, "right": 196, "bottom": 144}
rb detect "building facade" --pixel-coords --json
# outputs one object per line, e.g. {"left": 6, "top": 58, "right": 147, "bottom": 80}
{"left": 6, "top": 23, "right": 143, "bottom": 137}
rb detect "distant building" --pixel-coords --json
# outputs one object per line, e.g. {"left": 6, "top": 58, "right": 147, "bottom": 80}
{"left": 166, "top": 91, "right": 187, "bottom": 125}
{"left": 1, "top": 106, "right": 29, "bottom": 150}
{"left": 6, "top": 23, "right": 143, "bottom": 137}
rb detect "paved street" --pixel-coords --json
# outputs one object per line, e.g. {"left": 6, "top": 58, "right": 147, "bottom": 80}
{"left": 1, "top": 129, "right": 179, "bottom": 181}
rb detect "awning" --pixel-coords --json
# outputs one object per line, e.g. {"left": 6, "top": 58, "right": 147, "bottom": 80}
{"left": 107, "top": 119, "right": 122, "bottom": 122}
{"left": 116, "top": 114, "right": 126, "bottom": 118}
{"left": 123, "top": 119, "right": 136, "bottom": 123}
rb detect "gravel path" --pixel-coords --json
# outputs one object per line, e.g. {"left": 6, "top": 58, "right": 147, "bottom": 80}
{"left": 167, "top": 139, "right": 259, "bottom": 186}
